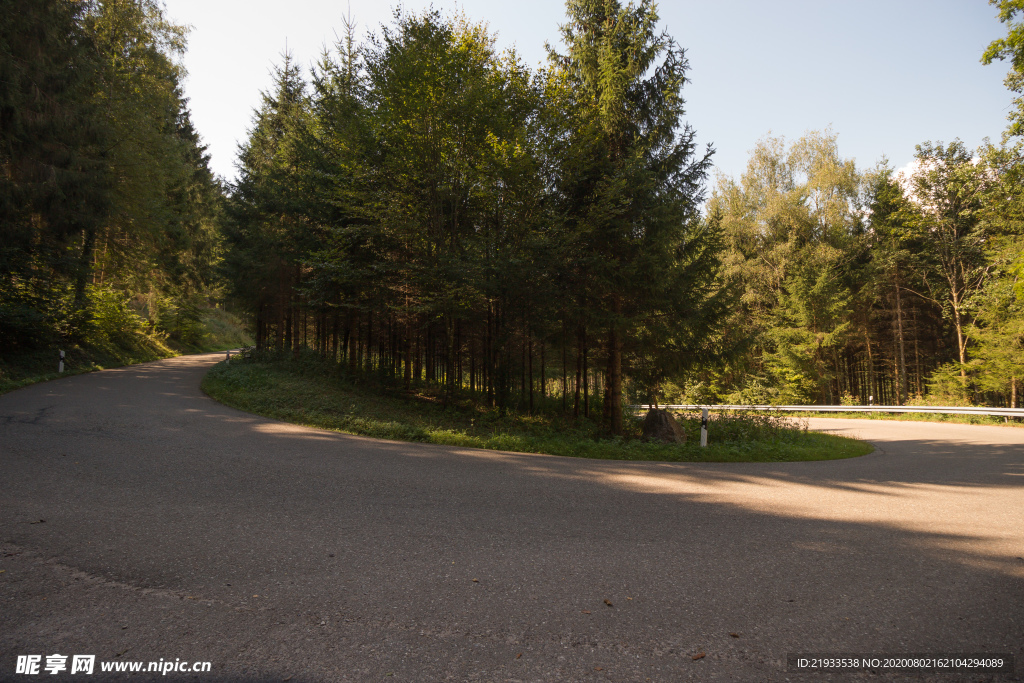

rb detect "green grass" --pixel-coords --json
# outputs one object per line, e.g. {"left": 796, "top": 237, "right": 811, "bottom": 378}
{"left": 0, "top": 308, "right": 252, "bottom": 395}
{"left": 201, "top": 355, "right": 873, "bottom": 463}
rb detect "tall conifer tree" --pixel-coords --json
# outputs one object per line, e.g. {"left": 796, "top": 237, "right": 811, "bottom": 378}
{"left": 551, "top": 0, "right": 725, "bottom": 432}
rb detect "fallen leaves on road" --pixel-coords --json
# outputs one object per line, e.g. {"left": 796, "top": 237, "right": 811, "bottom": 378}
{"left": 472, "top": 578, "right": 479, "bottom": 582}
{"left": 604, "top": 599, "right": 613, "bottom": 607}
{"left": 581, "top": 610, "right": 591, "bottom": 614}
{"left": 516, "top": 653, "right": 522, "bottom": 659}
{"left": 729, "top": 633, "right": 739, "bottom": 638}
{"left": 692, "top": 652, "right": 706, "bottom": 660}
{"left": 29, "top": 520, "right": 45, "bottom": 524}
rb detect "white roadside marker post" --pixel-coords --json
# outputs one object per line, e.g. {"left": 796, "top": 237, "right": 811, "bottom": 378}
{"left": 58, "top": 350, "right": 64, "bottom": 374}
{"left": 700, "top": 407, "right": 708, "bottom": 447}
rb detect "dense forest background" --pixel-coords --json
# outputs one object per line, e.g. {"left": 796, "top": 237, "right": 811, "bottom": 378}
{"left": 2, "top": 0, "right": 225, "bottom": 350}
{"left": 4, "top": 0, "right": 1024, "bottom": 429}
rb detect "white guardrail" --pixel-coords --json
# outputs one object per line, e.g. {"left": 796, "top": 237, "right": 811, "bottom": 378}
{"left": 627, "top": 404, "right": 1024, "bottom": 418}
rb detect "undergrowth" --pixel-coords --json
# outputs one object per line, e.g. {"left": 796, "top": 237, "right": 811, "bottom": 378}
{"left": 202, "top": 352, "right": 873, "bottom": 463}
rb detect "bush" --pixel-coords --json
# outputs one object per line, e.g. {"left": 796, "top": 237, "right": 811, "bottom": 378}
{"left": 87, "top": 285, "right": 149, "bottom": 346}
{"left": 924, "top": 363, "right": 973, "bottom": 406}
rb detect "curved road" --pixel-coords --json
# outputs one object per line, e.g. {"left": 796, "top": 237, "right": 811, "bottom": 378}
{"left": 1, "top": 353, "right": 1022, "bottom": 681}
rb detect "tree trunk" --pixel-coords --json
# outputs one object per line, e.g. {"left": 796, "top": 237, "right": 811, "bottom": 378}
{"left": 894, "top": 278, "right": 907, "bottom": 405}
{"left": 365, "top": 310, "right": 373, "bottom": 374}
{"left": 485, "top": 305, "right": 493, "bottom": 406}
{"left": 912, "top": 308, "right": 922, "bottom": 397}
{"left": 952, "top": 292, "right": 968, "bottom": 382}
{"left": 604, "top": 311, "right": 623, "bottom": 434}
{"left": 864, "top": 329, "right": 875, "bottom": 404}
{"left": 562, "top": 322, "right": 568, "bottom": 413}
{"left": 444, "top": 316, "right": 455, "bottom": 406}
{"left": 520, "top": 329, "right": 527, "bottom": 410}
{"left": 284, "top": 309, "right": 292, "bottom": 353}
{"left": 528, "top": 335, "right": 534, "bottom": 415}
{"left": 470, "top": 336, "right": 476, "bottom": 395}
{"left": 404, "top": 319, "right": 412, "bottom": 390}
{"left": 348, "top": 312, "right": 358, "bottom": 375}
{"left": 573, "top": 327, "right": 582, "bottom": 419}
{"left": 73, "top": 225, "right": 97, "bottom": 336}
{"left": 540, "top": 340, "right": 546, "bottom": 399}
{"left": 583, "top": 335, "right": 589, "bottom": 418}
{"left": 293, "top": 265, "right": 302, "bottom": 358}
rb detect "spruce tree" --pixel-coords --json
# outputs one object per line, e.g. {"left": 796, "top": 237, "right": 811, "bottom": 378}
{"left": 551, "top": 0, "right": 724, "bottom": 432}
{"left": 226, "top": 53, "right": 310, "bottom": 351}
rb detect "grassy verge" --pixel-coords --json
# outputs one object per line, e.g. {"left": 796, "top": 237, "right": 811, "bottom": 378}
{"left": 779, "top": 410, "right": 1024, "bottom": 428}
{"left": 0, "top": 308, "right": 251, "bottom": 395}
{"left": 202, "top": 355, "right": 873, "bottom": 463}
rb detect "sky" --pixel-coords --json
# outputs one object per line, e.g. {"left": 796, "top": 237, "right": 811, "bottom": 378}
{"left": 161, "top": 0, "right": 1014, "bottom": 187}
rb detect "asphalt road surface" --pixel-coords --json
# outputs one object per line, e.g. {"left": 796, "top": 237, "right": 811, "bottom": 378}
{"left": 1, "top": 353, "right": 1022, "bottom": 682}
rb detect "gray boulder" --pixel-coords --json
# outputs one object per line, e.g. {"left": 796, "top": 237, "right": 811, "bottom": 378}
{"left": 642, "top": 408, "right": 686, "bottom": 444}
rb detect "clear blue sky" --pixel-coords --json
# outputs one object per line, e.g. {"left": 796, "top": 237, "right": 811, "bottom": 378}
{"left": 163, "top": 0, "right": 1013, "bottom": 186}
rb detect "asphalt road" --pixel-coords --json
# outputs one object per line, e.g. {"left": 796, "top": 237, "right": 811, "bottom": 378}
{"left": 1, "top": 353, "right": 1022, "bottom": 682}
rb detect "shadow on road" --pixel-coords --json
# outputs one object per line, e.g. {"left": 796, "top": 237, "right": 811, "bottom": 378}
{"left": 1, "top": 353, "right": 1021, "bottom": 681}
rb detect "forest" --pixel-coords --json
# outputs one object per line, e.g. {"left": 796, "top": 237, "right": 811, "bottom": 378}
{"left": 4, "top": 0, "right": 1024, "bottom": 434}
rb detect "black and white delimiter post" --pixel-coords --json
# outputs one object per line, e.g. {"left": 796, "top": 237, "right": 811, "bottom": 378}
{"left": 700, "top": 407, "right": 708, "bottom": 447}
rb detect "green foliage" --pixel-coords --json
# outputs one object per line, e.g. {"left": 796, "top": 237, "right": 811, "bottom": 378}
{"left": 1, "top": 0, "right": 225, "bottom": 356}
{"left": 198, "top": 308, "right": 254, "bottom": 351}
{"left": 701, "top": 124, "right": 1024, "bottom": 410}
{"left": 0, "top": 305, "right": 250, "bottom": 395}
{"left": 766, "top": 244, "right": 854, "bottom": 403}
{"left": 0, "top": 0, "right": 111, "bottom": 347}
{"left": 968, "top": 235, "right": 1024, "bottom": 401}
{"left": 0, "top": 279, "right": 69, "bottom": 352}
{"left": 707, "top": 131, "right": 867, "bottom": 405}
{"left": 87, "top": 285, "right": 149, "bottom": 346}
{"left": 903, "top": 140, "right": 989, "bottom": 382}
{"left": 546, "top": 0, "right": 728, "bottom": 428}
{"left": 222, "top": 4, "right": 731, "bottom": 434}
{"left": 216, "top": 2, "right": 1024, "bottom": 419}
{"left": 152, "top": 294, "right": 205, "bottom": 345}
{"left": 924, "top": 362, "right": 975, "bottom": 405}
{"left": 983, "top": 0, "right": 1024, "bottom": 138}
